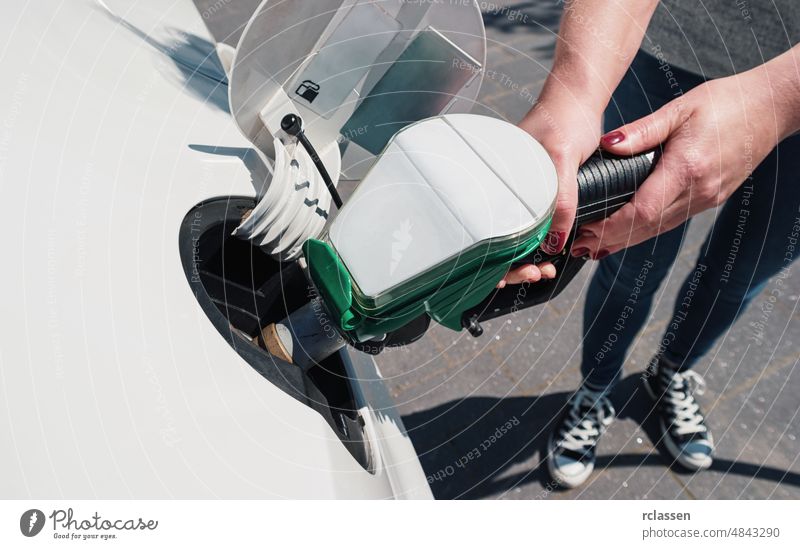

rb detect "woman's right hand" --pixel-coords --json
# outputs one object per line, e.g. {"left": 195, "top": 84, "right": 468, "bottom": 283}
{"left": 499, "top": 96, "right": 602, "bottom": 286}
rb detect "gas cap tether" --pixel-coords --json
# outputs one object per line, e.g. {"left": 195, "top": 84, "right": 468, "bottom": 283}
{"left": 281, "top": 114, "right": 343, "bottom": 209}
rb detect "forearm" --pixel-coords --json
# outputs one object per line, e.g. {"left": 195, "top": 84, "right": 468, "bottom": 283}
{"left": 744, "top": 44, "right": 800, "bottom": 141}
{"left": 523, "top": 0, "right": 659, "bottom": 118}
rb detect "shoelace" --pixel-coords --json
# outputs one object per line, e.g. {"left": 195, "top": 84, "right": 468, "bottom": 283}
{"left": 660, "top": 369, "right": 708, "bottom": 436}
{"left": 559, "top": 387, "right": 615, "bottom": 452}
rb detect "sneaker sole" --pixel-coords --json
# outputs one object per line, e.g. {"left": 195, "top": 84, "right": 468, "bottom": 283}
{"left": 659, "top": 418, "right": 713, "bottom": 471}
{"left": 546, "top": 433, "right": 594, "bottom": 489}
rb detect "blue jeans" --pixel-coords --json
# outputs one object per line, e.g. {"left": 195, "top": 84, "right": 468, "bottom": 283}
{"left": 582, "top": 51, "right": 800, "bottom": 389}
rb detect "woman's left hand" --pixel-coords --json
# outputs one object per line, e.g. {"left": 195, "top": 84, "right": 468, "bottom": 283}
{"left": 572, "top": 66, "right": 794, "bottom": 259}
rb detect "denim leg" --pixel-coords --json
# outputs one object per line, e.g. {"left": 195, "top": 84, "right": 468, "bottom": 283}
{"left": 580, "top": 51, "right": 705, "bottom": 390}
{"left": 583, "top": 50, "right": 800, "bottom": 377}
{"left": 660, "top": 133, "right": 800, "bottom": 369}
{"left": 581, "top": 224, "right": 686, "bottom": 388}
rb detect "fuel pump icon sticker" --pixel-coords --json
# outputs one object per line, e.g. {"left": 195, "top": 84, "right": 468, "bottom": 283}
{"left": 295, "top": 80, "right": 320, "bottom": 103}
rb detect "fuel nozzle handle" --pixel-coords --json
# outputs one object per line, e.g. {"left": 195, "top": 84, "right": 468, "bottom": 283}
{"left": 575, "top": 149, "right": 658, "bottom": 225}
{"left": 457, "top": 148, "right": 660, "bottom": 333}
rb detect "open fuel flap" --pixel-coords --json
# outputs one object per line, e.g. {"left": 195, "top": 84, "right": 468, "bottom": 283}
{"left": 227, "top": 0, "right": 486, "bottom": 260}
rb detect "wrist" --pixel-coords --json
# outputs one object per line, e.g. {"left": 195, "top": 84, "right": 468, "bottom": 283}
{"left": 520, "top": 94, "right": 602, "bottom": 138}
{"left": 744, "top": 48, "right": 800, "bottom": 141}
{"left": 777, "top": 73, "right": 800, "bottom": 139}
{"left": 537, "top": 57, "right": 612, "bottom": 115}
{"left": 519, "top": 97, "right": 602, "bottom": 164}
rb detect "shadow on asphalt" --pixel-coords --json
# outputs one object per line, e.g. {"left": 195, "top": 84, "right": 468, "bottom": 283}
{"left": 402, "top": 374, "right": 800, "bottom": 499}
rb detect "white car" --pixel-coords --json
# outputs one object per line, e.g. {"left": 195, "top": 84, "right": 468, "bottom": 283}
{"left": 0, "top": 0, "right": 432, "bottom": 499}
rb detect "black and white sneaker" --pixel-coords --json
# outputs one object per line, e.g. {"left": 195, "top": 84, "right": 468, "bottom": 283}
{"left": 547, "top": 383, "right": 615, "bottom": 488}
{"left": 644, "top": 357, "right": 714, "bottom": 470}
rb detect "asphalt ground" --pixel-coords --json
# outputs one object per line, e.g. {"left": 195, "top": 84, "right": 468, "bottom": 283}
{"left": 196, "top": 0, "right": 800, "bottom": 500}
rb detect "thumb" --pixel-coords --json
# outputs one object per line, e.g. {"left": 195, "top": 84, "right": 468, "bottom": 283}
{"left": 600, "top": 101, "right": 686, "bottom": 155}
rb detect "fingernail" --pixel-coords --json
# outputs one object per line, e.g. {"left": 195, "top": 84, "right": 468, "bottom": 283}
{"left": 497, "top": 280, "right": 507, "bottom": 289}
{"left": 594, "top": 249, "right": 611, "bottom": 260}
{"left": 577, "top": 227, "right": 595, "bottom": 239}
{"left": 601, "top": 130, "right": 625, "bottom": 147}
{"left": 541, "top": 231, "right": 567, "bottom": 254}
{"left": 571, "top": 247, "right": 589, "bottom": 258}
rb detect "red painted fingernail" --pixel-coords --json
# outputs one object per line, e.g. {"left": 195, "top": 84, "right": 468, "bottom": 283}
{"left": 571, "top": 247, "right": 589, "bottom": 258}
{"left": 594, "top": 249, "right": 611, "bottom": 260}
{"left": 541, "top": 231, "right": 567, "bottom": 254}
{"left": 601, "top": 130, "right": 625, "bottom": 147}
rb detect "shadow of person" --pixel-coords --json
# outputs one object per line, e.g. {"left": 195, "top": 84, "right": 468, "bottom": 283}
{"left": 402, "top": 373, "right": 800, "bottom": 499}
{"left": 402, "top": 389, "right": 570, "bottom": 499}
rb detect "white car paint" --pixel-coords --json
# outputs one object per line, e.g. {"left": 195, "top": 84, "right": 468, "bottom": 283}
{"left": 0, "top": 0, "right": 431, "bottom": 499}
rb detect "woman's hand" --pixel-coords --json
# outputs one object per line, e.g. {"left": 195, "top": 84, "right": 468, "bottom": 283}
{"left": 499, "top": 96, "right": 602, "bottom": 287}
{"left": 496, "top": 0, "right": 662, "bottom": 286}
{"left": 572, "top": 62, "right": 799, "bottom": 259}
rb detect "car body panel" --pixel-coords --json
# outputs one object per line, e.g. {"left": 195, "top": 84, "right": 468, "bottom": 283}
{"left": 0, "top": 0, "right": 430, "bottom": 499}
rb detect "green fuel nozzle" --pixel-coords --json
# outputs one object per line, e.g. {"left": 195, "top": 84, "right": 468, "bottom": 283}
{"left": 257, "top": 114, "right": 657, "bottom": 364}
